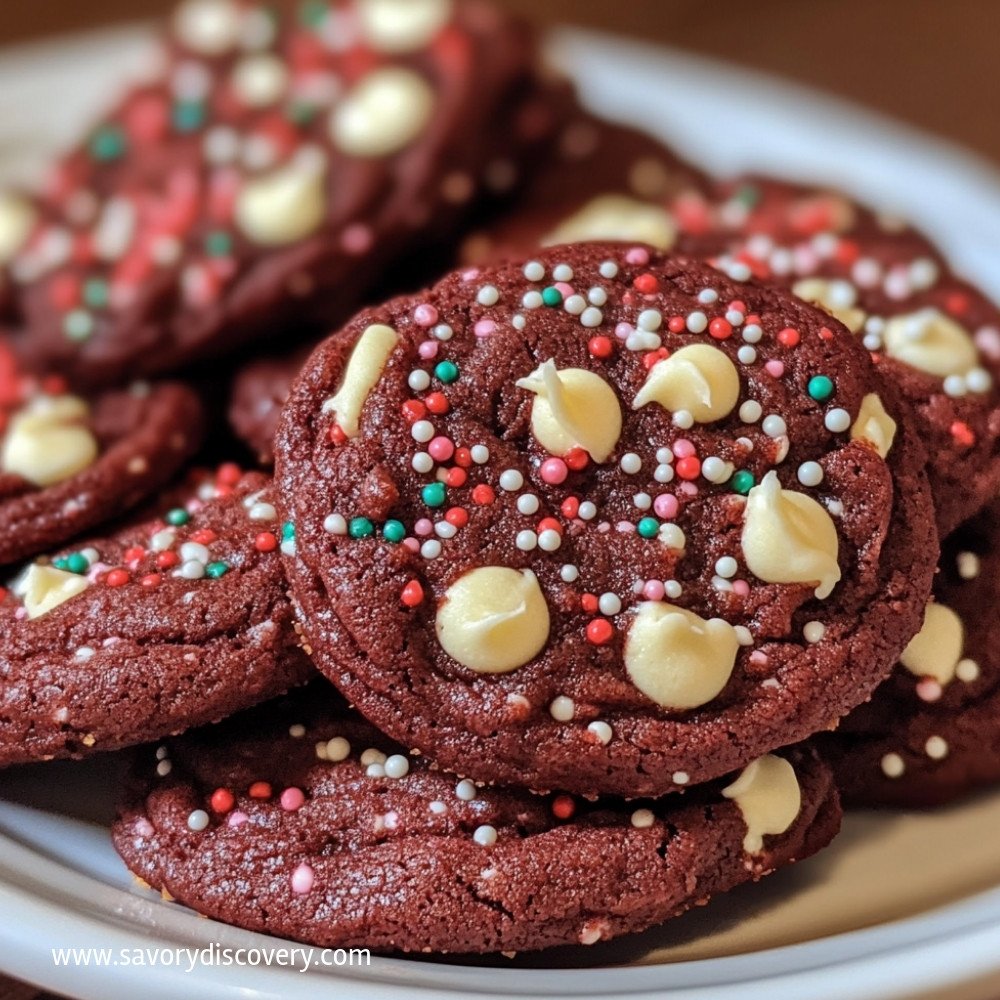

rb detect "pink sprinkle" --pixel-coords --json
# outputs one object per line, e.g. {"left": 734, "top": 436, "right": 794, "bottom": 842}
{"left": 418, "top": 340, "right": 439, "bottom": 360}
{"left": 626, "top": 247, "right": 650, "bottom": 265}
{"left": 540, "top": 458, "right": 568, "bottom": 484}
{"left": 461, "top": 268, "right": 481, "bottom": 281}
{"left": 749, "top": 651, "right": 769, "bottom": 667}
{"left": 135, "top": 818, "right": 154, "bottom": 837}
{"left": 402, "top": 537, "right": 420, "bottom": 553}
{"left": 643, "top": 580, "right": 666, "bottom": 601}
{"left": 616, "top": 520, "right": 636, "bottom": 533}
{"left": 341, "top": 223, "right": 373, "bottom": 254}
{"left": 597, "top": 522, "right": 611, "bottom": 533}
{"left": 679, "top": 481, "right": 698, "bottom": 497}
{"left": 673, "top": 439, "right": 695, "bottom": 458}
{"left": 916, "top": 678, "right": 943, "bottom": 702}
{"left": 615, "top": 322, "right": 633, "bottom": 340}
{"left": 414, "top": 519, "right": 433, "bottom": 537}
{"left": 227, "top": 810, "right": 248, "bottom": 828}
{"left": 653, "top": 494, "right": 678, "bottom": 519}
{"left": 732, "top": 579, "right": 750, "bottom": 596}
{"left": 413, "top": 304, "right": 439, "bottom": 327}
{"left": 291, "top": 862, "right": 314, "bottom": 895}
{"left": 765, "top": 359, "right": 785, "bottom": 378}
{"left": 428, "top": 436, "right": 454, "bottom": 462}
{"left": 280, "top": 787, "right": 305, "bottom": 811}
{"left": 554, "top": 281, "right": 574, "bottom": 297}
{"left": 474, "top": 319, "right": 496, "bottom": 338}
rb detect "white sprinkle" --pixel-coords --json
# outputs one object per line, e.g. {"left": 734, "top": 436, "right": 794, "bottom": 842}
{"left": 470, "top": 445, "right": 490, "bottom": 464}
{"left": 473, "top": 825, "right": 498, "bottom": 847}
{"left": 517, "top": 493, "right": 540, "bottom": 515}
{"left": 654, "top": 463, "right": 675, "bottom": 483}
{"left": 248, "top": 502, "right": 277, "bottom": 521}
{"left": 477, "top": 284, "right": 499, "bottom": 306}
{"left": 433, "top": 323, "right": 453, "bottom": 341}
{"left": 957, "top": 551, "right": 980, "bottom": 579}
{"left": 411, "top": 420, "right": 434, "bottom": 443}
{"left": 420, "top": 539, "right": 442, "bottom": 559}
{"left": 599, "top": 260, "right": 619, "bottom": 279}
{"left": 538, "top": 529, "right": 562, "bottom": 552}
{"left": 656, "top": 446, "right": 673, "bottom": 463}
{"left": 672, "top": 771, "right": 690, "bottom": 785}
{"left": 187, "top": 810, "right": 210, "bottom": 832}
{"left": 522, "top": 291, "right": 543, "bottom": 309}
{"left": 560, "top": 564, "right": 579, "bottom": 583}
{"left": 630, "top": 808, "right": 655, "bottom": 829}
{"left": 516, "top": 530, "right": 538, "bottom": 551}
{"left": 797, "top": 461, "right": 824, "bottom": 487}
{"left": 412, "top": 451, "right": 434, "bottom": 474}
{"left": 701, "top": 456, "right": 732, "bottom": 483}
{"left": 943, "top": 374, "right": 967, "bottom": 398}
{"left": 564, "top": 294, "right": 587, "bottom": 315}
{"left": 289, "top": 724, "right": 306, "bottom": 739}
{"left": 499, "top": 469, "right": 523, "bottom": 491}
{"left": 587, "top": 286, "right": 608, "bottom": 306}
{"left": 325, "top": 737, "right": 351, "bottom": 761}
{"left": 726, "top": 309, "right": 745, "bottom": 326}
{"left": 715, "top": 556, "right": 738, "bottom": 579}
{"left": 156, "top": 760, "right": 172, "bottom": 777}
{"left": 737, "top": 345, "right": 757, "bottom": 365}
{"left": 180, "top": 542, "right": 210, "bottom": 565}
{"left": 178, "top": 560, "right": 205, "bottom": 580}
{"left": 361, "top": 749, "right": 386, "bottom": 765}
{"left": 588, "top": 721, "right": 612, "bottom": 745}
{"left": 456, "top": 779, "right": 477, "bottom": 801}
{"left": 552, "top": 263, "right": 574, "bottom": 282}
{"left": 804, "top": 621, "right": 826, "bottom": 643}
{"left": 739, "top": 400, "right": 762, "bottom": 423}
{"left": 580, "top": 306, "right": 603, "bottom": 328}
{"left": 673, "top": 410, "right": 694, "bottom": 430}
{"left": 659, "top": 523, "right": 686, "bottom": 550}
{"left": 620, "top": 452, "right": 642, "bottom": 474}
{"left": 698, "top": 288, "right": 719, "bottom": 304}
{"left": 408, "top": 369, "right": 431, "bottom": 392}
{"left": 150, "top": 529, "right": 176, "bottom": 552}
{"left": 384, "top": 754, "right": 410, "bottom": 779}
{"left": 966, "top": 368, "right": 992, "bottom": 393}
{"left": 881, "top": 753, "right": 905, "bottom": 778}
{"left": 742, "top": 323, "right": 763, "bottom": 344}
{"left": 638, "top": 309, "right": 662, "bottom": 332}
{"left": 366, "top": 763, "right": 385, "bottom": 778}
{"left": 925, "top": 736, "right": 949, "bottom": 760}
{"left": 734, "top": 626, "right": 753, "bottom": 646}
{"left": 523, "top": 260, "right": 545, "bottom": 281}
{"left": 598, "top": 593, "right": 622, "bottom": 615}
{"left": 665, "top": 580, "right": 682, "bottom": 599}
{"left": 578, "top": 501, "right": 597, "bottom": 520}
{"left": 824, "top": 408, "right": 851, "bottom": 433}
{"left": 686, "top": 311, "right": 707, "bottom": 333}
{"left": 956, "top": 658, "right": 980, "bottom": 682}
{"left": 429, "top": 800, "right": 447, "bottom": 814}
{"left": 435, "top": 521, "right": 457, "bottom": 540}
{"left": 762, "top": 415, "right": 787, "bottom": 438}
{"left": 549, "top": 696, "right": 575, "bottom": 721}
{"left": 633, "top": 492, "right": 652, "bottom": 510}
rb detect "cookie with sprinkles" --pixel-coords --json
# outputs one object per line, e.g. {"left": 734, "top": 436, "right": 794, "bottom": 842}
{"left": 276, "top": 242, "right": 937, "bottom": 797}
{"left": 0, "top": 346, "right": 203, "bottom": 565}
{"left": 0, "top": 468, "right": 313, "bottom": 767}
{"left": 1, "top": 0, "right": 555, "bottom": 386}
{"left": 821, "top": 502, "right": 1000, "bottom": 808}
{"left": 113, "top": 685, "right": 840, "bottom": 954}
{"left": 682, "top": 176, "right": 1000, "bottom": 534}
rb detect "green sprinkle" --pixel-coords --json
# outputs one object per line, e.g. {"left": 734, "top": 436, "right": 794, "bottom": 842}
{"left": 65, "top": 553, "right": 89, "bottom": 575}
{"left": 89, "top": 125, "right": 126, "bottom": 162}
{"left": 52, "top": 557, "right": 70, "bottom": 571}
{"left": 541, "top": 286, "right": 563, "bottom": 307}
{"left": 166, "top": 508, "right": 190, "bottom": 526}
{"left": 382, "top": 520, "right": 406, "bottom": 543}
{"left": 807, "top": 375, "right": 835, "bottom": 402}
{"left": 731, "top": 470, "right": 755, "bottom": 495}
{"left": 348, "top": 517, "right": 374, "bottom": 539}
{"left": 298, "top": 0, "right": 327, "bottom": 27}
{"left": 637, "top": 517, "right": 660, "bottom": 539}
{"left": 434, "top": 360, "right": 459, "bottom": 384}
{"left": 63, "top": 309, "right": 94, "bottom": 342}
{"left": 205, "top": 561, "right": 229, "bottom": 579}
{"left": 285, "top": 100, "right": 317, "bottom": 126}
{"left": 172, "top": 100, "right": 206, "bottom": 133}
{"left": 281, "top": 521, "right": 296, "bottom": 542}
{"left": 422, "top": 482, "right": 446, "bottom": 508}
{"left": 82, "top": 278, "right": 109, "bottom": 309}
{"left": 736, "top": 183, "right": 761, "bottom": 207}
{"left": 204, "top": 230, "right": 233, "bottom": 257}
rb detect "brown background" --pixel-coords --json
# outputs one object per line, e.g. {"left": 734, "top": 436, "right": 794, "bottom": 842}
{"left": 1, "top": 0, "right": 999, "bottom": 166}
{"left": 0, "top": 1, "right": 997, "bottom": 998}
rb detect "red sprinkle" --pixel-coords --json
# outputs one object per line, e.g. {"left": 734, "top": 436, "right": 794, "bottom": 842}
{"left": 633, "top": 272, "right": 659, "bottom": 294}
{"left": 471, "top": 484, "right": 495, "bottom": 505}
{"left": 537, "top": 517, "right": 562, "bottom": 535}
{"left": 105, "top": 569, "right": 129, "bottom": 588}
{"left": 777, "top": 327, "right": 800, "bottom": 348}
{"left": 156, "top": 551, "right": 179, "bottom": 569}
{"left": 951, "top": 420, "right": 976, "bottom": 447}
{"left": 818, "top": 326, "right": 835, "bottom": 341}
{"left": 667, "top": 316, "right": 686, "bottom": 333}
{"left": 140, "top": 573, "right": 161, "bottom": 589}
{"left": 210, "top": 788, "right": 235, "bottom": 814}
{"left": 190, "top": 528, "right": 217, "bottom": 545}
{"left": 123, "top": 546, "right": 145, "bottom": 564}
{"left": 587, "top": 335, "right": 613, "bottom": 359}
{"left": 551, "top": 794, "right": 575, "bottom": 820}
{"left": 425, "top": 391, "right": 450, "bottom": 415}
{"left": 581, "top": 593, "right": 599, "bottom": 614}
{"left": 453, "top": 447, "right": 473, "bottom": 468}
{"left": 401, "top": 400, "right": 426, "bottom": 424}
{"left": 248, "top": 781, "right": 272, "bottom": 800}
{"left": 216, "top": 462, "right": 242, "bottom": 487}
{"left": 401, "top": 579, "right": 424, "bottom": 607}
{"left": 709, "top": 318, "right": 733, "bottom": 340}
{"left": 586, "top": 618, "right": 614, "bottom": 645}
{"left": 329, "top": 424, "right": 348, "bottom": 445}
{"left": 643, "top": 347, "right": 669, "bottom": 369}
{"left": 445, "top": 507, "right": 468, "bottom": 528}
{"left": 445, "top": 467, "right": 466, "bottom": 488}
{"left": 676, "top": 456, "right": 702, "bottom": 480}
{"left": 255, "top": 532, "right": 278, "bottom": 552}
{"left": 565, "top": 447, "right": 589, "bottom": 471}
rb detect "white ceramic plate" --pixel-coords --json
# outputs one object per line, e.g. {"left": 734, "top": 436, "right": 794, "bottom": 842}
{"left": 2, "top": 23, "right": 1000, "bottom": 1000}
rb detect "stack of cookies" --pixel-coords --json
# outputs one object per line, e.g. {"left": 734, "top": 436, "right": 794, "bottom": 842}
{"left": 0, "top": 0, "right": 997, "bottom": 957}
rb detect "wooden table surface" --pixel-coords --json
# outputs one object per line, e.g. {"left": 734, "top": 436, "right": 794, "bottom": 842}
{"left": 0, "top": 2, "right": 997, "bottom": 998}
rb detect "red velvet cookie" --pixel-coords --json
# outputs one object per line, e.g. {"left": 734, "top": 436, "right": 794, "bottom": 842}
{"left": 822, "top": 502, "right": 1000, "bottom": 807}
{"left": 276, "top": 243, "right": 937, "bottom": 797}
{"left": 0, "top": 347, "right": 203, "bottom": 565}
{"left": 113, "top": 686, "right": 840, "bottom": 954}
{"left": 0, "top": 468, "right": 313, "bottom": 767}
{"left": 1, "top": 0, "right": 556, "bottom": 386}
